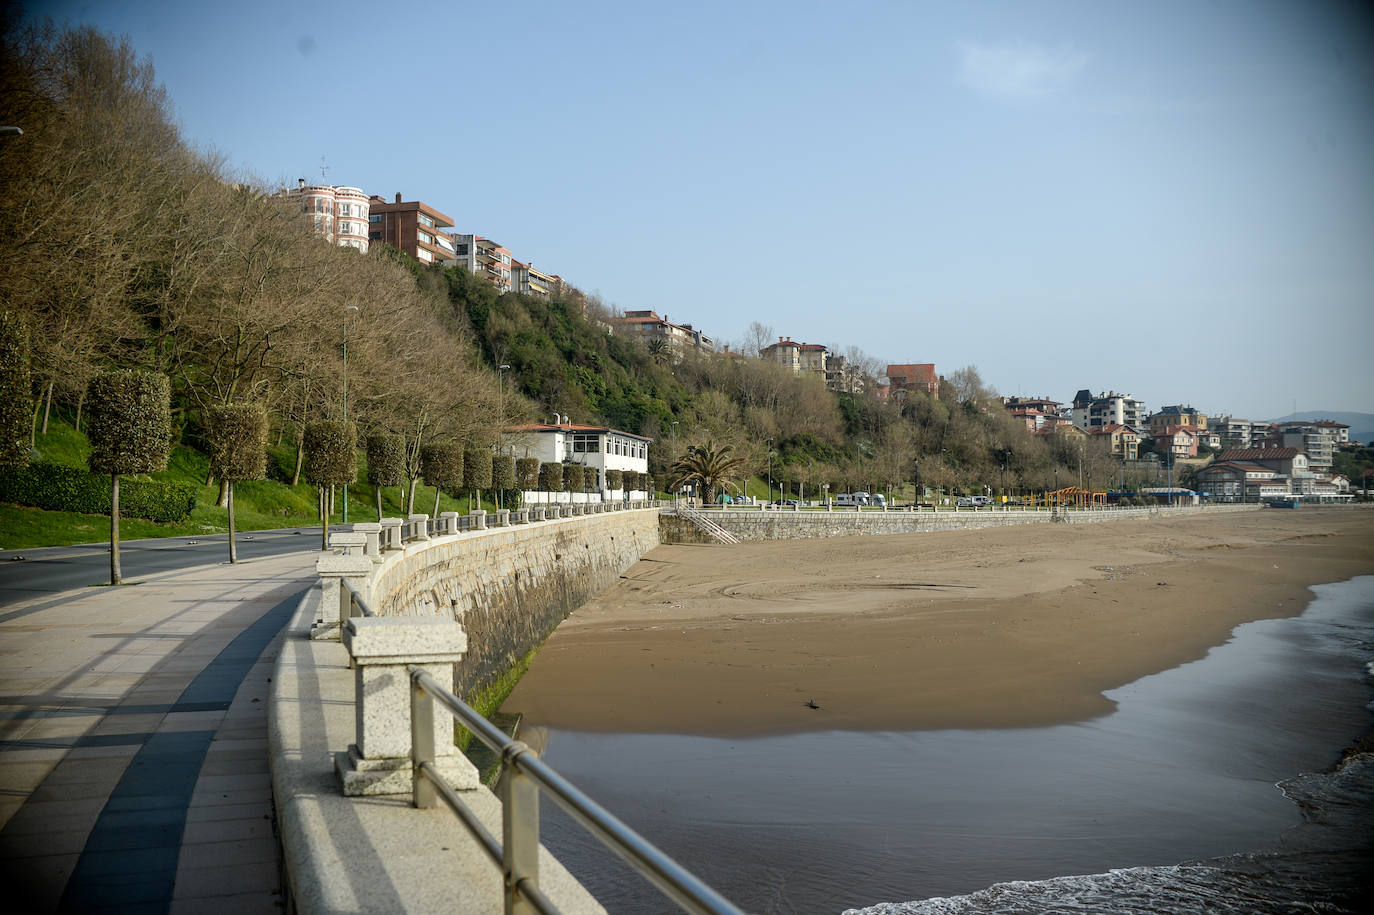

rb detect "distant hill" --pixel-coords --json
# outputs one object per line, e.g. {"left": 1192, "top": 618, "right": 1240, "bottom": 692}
{"left": 1267, "top": 411, "right": 1374, "bottom": 445}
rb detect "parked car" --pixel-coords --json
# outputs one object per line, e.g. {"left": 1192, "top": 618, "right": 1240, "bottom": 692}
{"left": 771, "top": 498, "right": 799, "bottom": 507}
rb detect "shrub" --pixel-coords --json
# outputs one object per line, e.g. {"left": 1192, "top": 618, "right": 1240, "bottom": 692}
{"left": 515, "top": 457, "right": 540, "bottom": 490}
{"left": 539, "top": 461, "right": 564, "bottom": 492}
{"left": 303, "top": 421, "right": 357, "bottom": 486}
{"left": 604, "top": 469, "right": 623, "bottom": 491}
{"left": 366, "top": 434, "right": 405, "bottom": 487}
{"left": 0, "top": 462, "right": 196, "bottom": 521}
{"left": 206, "top": 404, "right": 268, "bottom": 482}
{"left": 563, "top": 463, "right": 585, "bottom": 492}
{"left": 492, "top": 454, "right": 515, "bottom": 490}
{"left": 464, "top": 447, "right": 492, "bottom": 490}
{"left": 421, "top": 442, "right": 464, "bottom": 491}
{"left": 87, "top": 371, "right": 171, "bottom": 475}
{"left": 0, "top": 312, "right": 32, "bottom": 467}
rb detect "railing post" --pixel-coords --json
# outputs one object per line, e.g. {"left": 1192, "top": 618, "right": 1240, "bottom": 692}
{"left": 379, "top": 517, "right": 404, "bottom": 551}
{"left": 352, "top": 522, "right": 383, "bottom": 561}
{"left": 472, "top": 509, "right": 487, "bottom": 530}
{"left": 439, "top": 510, "right": 460, "bottom": 535}
{"left": 337, "top": 617, "right": 477, "bottom": 796}
{"left": 311, "top": 554, "right": 373, "bottom": 641}
{"left": 411, "top": 674, "right": 436, "bottom": 809}
{"left": 408, "top": 513, "right": 431, "bottom": 542}
{"left": 502, "top": 744, "right": 541, "bottom": 915}
{"left": 328, "top": 531, "right": 367, "bottom": 556}
{"left": 497, "top": 508, "right": 511, "bottom": 527}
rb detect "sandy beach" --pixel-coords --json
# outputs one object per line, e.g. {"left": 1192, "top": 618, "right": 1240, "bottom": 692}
{"left": 503, "top": 507, "right": 1374, "bottom": 736}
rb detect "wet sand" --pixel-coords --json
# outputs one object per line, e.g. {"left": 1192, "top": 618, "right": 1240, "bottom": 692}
{"left": 503, "top": 508, "right": 1374, "bottom": 736}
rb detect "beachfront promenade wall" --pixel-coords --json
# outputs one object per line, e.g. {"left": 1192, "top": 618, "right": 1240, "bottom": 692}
{"left": 659, "top": 502, "right": 1264, "bottom": 543}
{"left": 270, "top": 506, "right": 659, "bottom": 914}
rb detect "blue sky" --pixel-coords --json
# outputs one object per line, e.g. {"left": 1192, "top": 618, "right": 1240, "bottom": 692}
{"left": 27, "top": 0, "right": 1374, "bottom": 420}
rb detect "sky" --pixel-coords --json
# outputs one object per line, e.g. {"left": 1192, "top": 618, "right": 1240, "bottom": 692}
{"left": 24, "top": 0, "right": 1374, "bottom": 420}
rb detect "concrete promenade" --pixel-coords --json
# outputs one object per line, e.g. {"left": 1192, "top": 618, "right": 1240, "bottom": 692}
{"left": 0, "top": 550, "right": 318, "bottom": 912}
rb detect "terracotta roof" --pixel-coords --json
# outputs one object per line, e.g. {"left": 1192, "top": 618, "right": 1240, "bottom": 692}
{"left": 1097, "top": 424, "right": 1139, "bottom": 434}
{"left": 504, "top": 423, "right": 653, "bottom": 441}
{"left": 1216, "top": 447, "right": 1302, "bottom": 462}
{"left": 1198, "top": 462, "right": 1276, "bottom": 475}
{"left": 886, "top": 363, "right": 937, "bottom": 384}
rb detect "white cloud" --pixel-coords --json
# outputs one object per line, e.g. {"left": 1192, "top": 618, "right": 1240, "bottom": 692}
{"left": 958, "top": 41, "right": 1091, "bottom": 99}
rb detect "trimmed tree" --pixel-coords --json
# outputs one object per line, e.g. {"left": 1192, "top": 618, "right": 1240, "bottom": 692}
{"left": 604, "top": 469, "right": 623, "bottom": 497}
{"left": 304, "top": 420, "right": 357, "bottom": 550}
{"left": 563, "top": 463, "right": 585, "bottom": 502}
{"left": 421, "top": 442, "right": 463, "bottom": 517}
{"left": 87, "top": 371, "right": 171, "bottom": 585}
{"left": 366, "top": 433, "right": 405, "bottom": 522}
{"left": 464, "top": 446, "right": 492, "bottom": 512}
{"left": 492, "top": 453, "right": 515, "bottom": 510}
{"left": 515, "top": 457, "right": 540, "bottom": 500}
{"left": 0, "top": 312, "right": 32, "bottom": 467}
{"left": 206, "top": 403, "right": 267, "bottom": 564}
{"left": 538, "top": 461, "right": 563, "bottom": 504}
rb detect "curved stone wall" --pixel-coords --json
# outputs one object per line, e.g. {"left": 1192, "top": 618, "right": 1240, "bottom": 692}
{"left": 370, "top": 508, "right": 660, "bottom": 697}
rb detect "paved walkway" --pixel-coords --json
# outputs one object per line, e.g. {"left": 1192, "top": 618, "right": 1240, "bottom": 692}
{"left": 0, "top": 551, "right": 319, "bottom": 913}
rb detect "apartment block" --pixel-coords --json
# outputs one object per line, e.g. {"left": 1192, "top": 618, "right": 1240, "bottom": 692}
{"left": 1213, "top": 416, "right": 1255, "bottom": 450}
{"left": 283, "top": 180, "right": 371, "bottom": 252}
{"left": 1071, "top": 390, "right": 1146, "bottom": 431}
{"left": 615, "top": 310, "right": 715, "bottom": 358}
{"left": 1148, "top": 405, "right": 1208, "bottom": 435}
{"left": 511, "top": 261, "right": 559, "bottom": 299}
{"left": 761, "top": 338, "right": 828, "bottom": 374}
{"left": 366, "top": 193, "right": 457, "bottom": 264}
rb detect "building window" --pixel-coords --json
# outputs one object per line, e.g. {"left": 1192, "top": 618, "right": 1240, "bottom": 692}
{"left": 572, "top": 433, "right": 598, "bottom": 453}
{"left": 418, "top": 231, "right": 434, "bottom": 245}
{"left": 340, "top": 204, "right": 352, "bottom": 217}
{"left": 369, "top": 214, "right": 382, "bottom": 223}
{"left": 369, "top": 231, "right": 381, "bottom": 240}
{"left": 456, "top": 243, "right": 469, "bottom": 255}
{"left": 418, "top": 214, "right": 434, "bottom": 228}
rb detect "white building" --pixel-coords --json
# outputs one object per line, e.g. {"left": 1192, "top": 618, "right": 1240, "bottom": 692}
{"left": 282, "top": 179, "right": 370, "bottom": 252}
{"left": 1070, "top": 389, "right": 1147, "bottom": 432}
{"left": 505, "top": 420, "right": 652, "bottom": 501}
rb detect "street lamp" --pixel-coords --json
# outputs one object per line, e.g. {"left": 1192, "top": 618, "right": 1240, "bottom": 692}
{"left": 341, "top": 305, "right": 359, "bottom": 523}
{"left": 766, "top": 439, "right": 775, "bottom": 505}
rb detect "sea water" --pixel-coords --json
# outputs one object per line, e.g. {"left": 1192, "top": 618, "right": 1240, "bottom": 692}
{"left": 529, "top": 576, "right": 1374, "bottom": 914}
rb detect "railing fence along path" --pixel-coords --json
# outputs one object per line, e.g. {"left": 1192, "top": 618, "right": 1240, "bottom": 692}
{"left": 293, "top": 502, "right": 746, "bottom": 913}
{"left": 673, "top": 506, "right": 741, "bottom": 544}
{"left": 409, "top": 668, "right": 742, "bottom": 915}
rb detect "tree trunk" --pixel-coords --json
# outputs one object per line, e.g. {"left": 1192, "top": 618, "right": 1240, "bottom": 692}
{"left": 227, "top": 481, "right": 237, "bottom": 563}
{"left": 432, "top": 486, "right": 441, "bottom": 519}
{"left": 216, "top": 478, "right": 230, "bottom": 508}
{"left": 376, "top": 486, "right": 383, "bottom": 522}
{"left": 30, "top": 397, "right": 39, "bottom": 448}
{"left": 110, "top": 473, "right": 122, "bottom": 585}
{"left": 40, "top": 381, "right": 53, "bottom": 435}
{"left": 291, "top": 435, "right": 304, "bottom": 486}
{"left": 320, "top": 486, "right": 329, "bottom": 550}
{"left": 406, "top": 477, "right": 416, "bottom": 515}
{"left": 74, "top": 389, "right": 85, "bottom": 433}
{"left": 328, "top": 484, "right": 335, "bottom": 518}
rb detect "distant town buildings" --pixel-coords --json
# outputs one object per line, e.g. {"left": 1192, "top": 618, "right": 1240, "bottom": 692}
{"left": 367, "top": 193, "right": 457, "bottom": 264}
{"left": 614, "top": 310, "right": 715, "bottom": 359}
{"left": 886, "top": 364, "right": 939, "bottom": 400}
{"left": 283, "top": 180, "right": 371, "bottom": 252}
{"left": 1071, "top": 390, "right": 1146, "bottom": 432}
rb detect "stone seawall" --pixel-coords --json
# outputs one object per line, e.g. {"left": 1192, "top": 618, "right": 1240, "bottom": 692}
{"left": 371, "top": 509, "right": 660, "bottom": 697}
{"left": 660, "top": 503, "right": 1263, "bottom": 543}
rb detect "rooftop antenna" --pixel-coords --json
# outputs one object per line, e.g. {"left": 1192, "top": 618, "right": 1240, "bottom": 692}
{"left": 319, "top": 154, "right": 329, "bottom": 184}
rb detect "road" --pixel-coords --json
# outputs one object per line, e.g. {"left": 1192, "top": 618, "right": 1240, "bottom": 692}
{"left": 0, "top": 527, "right": 326, "bottom": 609}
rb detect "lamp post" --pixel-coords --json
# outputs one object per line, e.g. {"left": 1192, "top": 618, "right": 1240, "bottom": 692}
{"left": 767, "top": 439, "right": 775, "bottom": 505}
{"left": 341, "top": 305, "right": 359, "bottom": 522}
{"left": 496, "top": 364, "right": 510, "bottom": 511}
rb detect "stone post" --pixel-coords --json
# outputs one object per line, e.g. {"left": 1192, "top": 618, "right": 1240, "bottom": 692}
{"left": 311, "top": 554, "right": 374, "bottom": 641}
{"left": 439, "top": 511, "right": 459, "bottom": 535}
{"left": 335, "top": 616, "right": 478, "bottom": 796}
{"left": 352, "top": 522, "right": 383, "bottom": 561}
{"left": 496, "top": 509, "right": 510, "bottom": 527}
{"left": 408, "top": 513, "right": 430, "bottom": 542}
{"left": 328, "top": 531, "right": 368, "bottom": 556}
{"left": 471, "top": 509, "right": 487, "bottom": 530}
{"left": 379, "top": 517, "right": 404, "bottom": 552}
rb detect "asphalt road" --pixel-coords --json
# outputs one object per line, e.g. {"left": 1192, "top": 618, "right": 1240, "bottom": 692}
{"left": 0, "top": 527, "right": 326, "bottom": 610}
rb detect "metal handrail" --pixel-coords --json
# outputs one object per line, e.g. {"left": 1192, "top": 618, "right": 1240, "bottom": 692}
{"left": 342, "top": 579, "right": 376, "bottom": 618}
{"left": 408, "top": 667, "right": 743, "bottom": 915}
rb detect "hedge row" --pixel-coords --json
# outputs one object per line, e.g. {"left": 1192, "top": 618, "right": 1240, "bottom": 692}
{"left": 0, "top": 461, "right": 198, "bottom": 522}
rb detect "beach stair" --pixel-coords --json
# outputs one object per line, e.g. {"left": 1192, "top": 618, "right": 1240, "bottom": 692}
{"left": 677, "top": 507, "right": 741, "bottom": 544}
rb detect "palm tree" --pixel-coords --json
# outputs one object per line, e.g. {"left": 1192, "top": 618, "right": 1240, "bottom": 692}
{"left": 669, "top": 441, "right": 746, "bottom": 505}
{"left": 646, "top": 337, "right": 671, "bottom": 364}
